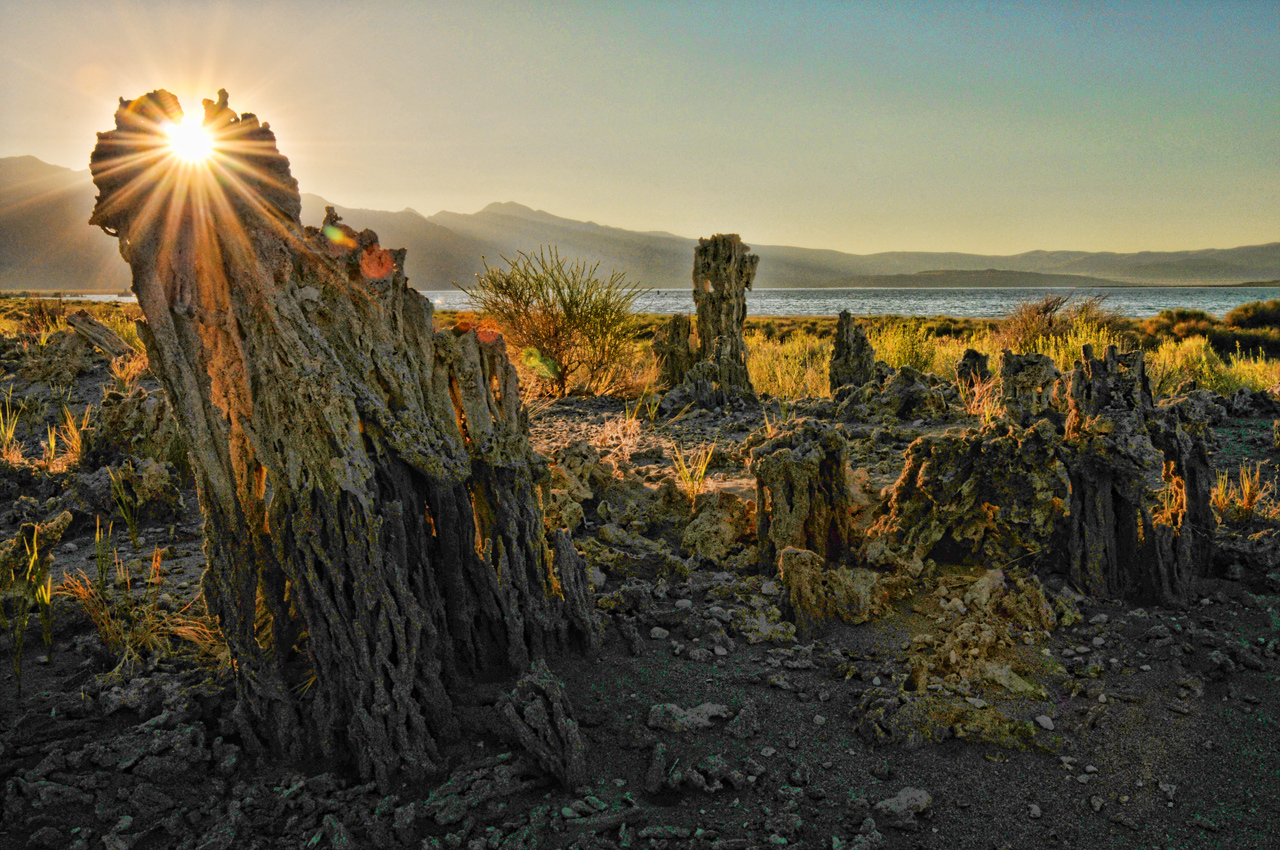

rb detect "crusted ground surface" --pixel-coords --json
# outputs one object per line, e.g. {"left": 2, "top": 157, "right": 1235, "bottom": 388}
{"left": 2, "top": 320, "right": 1279, "bottom": 850}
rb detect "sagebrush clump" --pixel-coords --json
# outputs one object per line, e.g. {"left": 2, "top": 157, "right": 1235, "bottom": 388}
{"left": 460, "top": 246, "right": 649, "bottom": 396}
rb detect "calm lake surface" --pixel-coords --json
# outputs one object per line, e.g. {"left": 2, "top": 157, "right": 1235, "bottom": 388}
{"left": 40, "top": 285, "right": 1280, "bottom": 321}
{"left": 421, "top": 286, "right": 1280, "bottom": 320}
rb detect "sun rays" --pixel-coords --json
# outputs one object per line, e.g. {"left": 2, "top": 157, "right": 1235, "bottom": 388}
{"left": 88, "top": 89, "right": 304, "bottom": 314}
{"left": 164, "top": 115, "right": 215, "bottom": 163}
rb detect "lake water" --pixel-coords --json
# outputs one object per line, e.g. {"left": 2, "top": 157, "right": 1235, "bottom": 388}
{"left": 37, "top": 285, "right": 1280, "bottom": 320}
{"left": 420, "top": 286, "right": 1280, "bottom": 320}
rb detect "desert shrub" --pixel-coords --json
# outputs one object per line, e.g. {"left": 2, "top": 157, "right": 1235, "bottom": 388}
{"left": 460, "top": 247, "right": 648, "bottom": 396}
{"left": 19, "top": 298, "right": 66, "bottom": 335}
{"left": 1146, "top": 336, "right": 1232, "bottom": 395}
{"left": 57, "top": 547, "right": 231, "bottom": 675}
{"left": 1140, "top": 308, "right": 1218, "bottom": 342}
{"left": 101, "top": 312, "right": 143, "bottom": 352}
{"left": 1211, "top": 463, "right": 1278, "bottom": 527}
{"left": 1220, "top": 344, "right": 1280, "bottom": 392}
{"left": 990, "top": 294, "right": 1070, "bottom": 353}
{"left": 1226, "top": 299, "right": 1280, "bottom": 329}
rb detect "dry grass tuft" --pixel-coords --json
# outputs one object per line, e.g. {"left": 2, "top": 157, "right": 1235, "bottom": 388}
{"left": 1212, "top": 463, "right": 1278, "bottom": 526}
{"left": 672, "top": 441, "right": 716, "bottom": 505}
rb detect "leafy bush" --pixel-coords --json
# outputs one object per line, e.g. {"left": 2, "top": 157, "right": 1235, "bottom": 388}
{"left": 460, "top": 247, "right": 648, "bottom": 396}
{"left": 1226, "top": 299, "right": 1280, "bottom": 329}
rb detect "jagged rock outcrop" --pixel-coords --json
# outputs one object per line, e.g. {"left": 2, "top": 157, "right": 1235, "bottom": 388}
{"left": 775, "top": 546, "right": 883, "bottom": 634}
{"left": 693, "top": 234, "right": 757, "bottom": 394}
{"left": 829, "top": 311, "right": 876, "bottom": 393}
{"left": 863, "top": 344, "right": 1214, "bottom": 607}
{"left": 654, "top": 234, "right": 761, "bottom": 412}
{"left": 497, "top": 660, "right": 588, "bottom": 789}
{"left": 1060, "top": 345, "right": 1214, "bottom": 606}
{"left": 89, "top": 89, "right": 597, "bottom": 787}
{"left": 652, "top": 314, "right": 696, "bottom": 390}
{"left": 837, "top": 365, "right": 956, "bottom": 423}
{"left": 863, "top": 419, "right": 1070, "bottom": 576}
{"left": 997, "top": 351, "right": 1060, "bottom": 425}
{"left": 751, "top": 419, "right": 858, "bottom": 571}
{"left": 955, "top": 349, "right": 991, "bottom": 388}
{"left": 82, "top": 386, "right": 185, "bottom": 470}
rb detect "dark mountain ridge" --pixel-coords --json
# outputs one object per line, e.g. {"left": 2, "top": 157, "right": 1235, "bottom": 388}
{"left": 3, "top": 156, "right": 1277, "bottom": 292}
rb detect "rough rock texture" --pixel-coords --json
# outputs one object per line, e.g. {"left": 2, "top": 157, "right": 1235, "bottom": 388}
{"left": 955, "top": 349, "right": 991, "bottom": 387}
{"left": 997, "top": 351, "right": 1061, "bottom": 425}
{"left": 89, "top": 90, "right": 597, "bottom": 786}
{"left": 775, "top": 546, "right": 882, "bottom": 633}
{"left": 652, "top": 314, "right": 696, "bottom": 390}
{"left": 1, "top": 511, "right": 72, "bottom": 580}
{"left": 837, "top": 365, "right": 957, "bottom": 423}
{"left": 751, "top": 419, "right": 858, "bottom": 571}
{"left": 17, "top": 330, "right": 95, "bottom": 386}
{"left": 690, "top": 234, "right": 757, "bottom": 402}
{"left": 497, "top": 660, "right": 588, "bottom": 789}
{"left": 863, "top": 420, "right": 1070, "bottom": 576}
{"left": 681, "top": 490, "right": 756, "bottom": 563}
{"left": 866, "top": 345, "right": 1214, "bottom": 606}
{"left": 829, "top": 311, "right": 876, "bottom": 393}
{"left": 82, "top": 386, "right": 184, "bottom": 470}
{"left": 1060, "top": 345, "right": 1214, "bottom": 606}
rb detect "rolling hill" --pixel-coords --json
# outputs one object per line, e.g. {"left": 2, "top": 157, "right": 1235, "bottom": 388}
{"left": 3, "top": 155, "right": 1277, "bottom": 292}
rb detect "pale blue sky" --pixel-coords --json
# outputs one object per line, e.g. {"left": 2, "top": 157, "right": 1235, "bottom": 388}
{"left": 2, "top": 0, "right": 1276, "bottom": 254}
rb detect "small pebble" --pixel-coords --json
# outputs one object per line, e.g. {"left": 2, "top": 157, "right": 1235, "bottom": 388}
{"left": 1028, "top": 803, "right": 1042, "bottom": 819}
{"left": 674, "top": 599, "right": 693, "bottom": 610}
{"left": 650, "top": 627, "right": 669, "bottom": 640}
{"left": 1034, "top": 715, "right": 1055, "bottom": 731}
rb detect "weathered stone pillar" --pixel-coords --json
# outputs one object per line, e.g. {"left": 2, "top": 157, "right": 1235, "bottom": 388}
{"left": 651, "top": 313, "right": 695, "bottom": 390}
{"left": 997, "top": 351, "right": 1060, "bottom": 424}
{"left": 829, "top": 310, "right": 876, "bottom": 394}
{"left": 692, "top": 234, "right": 757, "bottom": 398}
{"left": 89, "top": 90, "right": 597, "bottom": 787}
{"left": 750, "top": 419, "right": 856, "bottom": 571}
{"left": 1061, "top": 345, "right": 1211, "bottom": 606}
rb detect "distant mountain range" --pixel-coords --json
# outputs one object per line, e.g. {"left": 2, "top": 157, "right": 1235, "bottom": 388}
{"left": 4, "top": 155, "right": 1278, "bottom": 292}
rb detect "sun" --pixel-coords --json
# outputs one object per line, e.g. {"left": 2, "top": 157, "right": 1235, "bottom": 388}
{"left": 164, "top": 115, "right": 214, "bottom": 163}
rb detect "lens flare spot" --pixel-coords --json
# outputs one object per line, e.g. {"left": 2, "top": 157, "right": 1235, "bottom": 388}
{"left": 165, "top": 116, "right": 214, "bottom": 163}
{"left": 360, "top": 245, "right": 394, "bottom": 280}
{"left": 322, "top": 223, "right": 358, "bottom": 255}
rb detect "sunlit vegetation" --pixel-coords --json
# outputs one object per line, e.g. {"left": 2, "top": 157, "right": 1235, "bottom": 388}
{"left": 1212, "top": 463, "right": 1279, "bottom": 527}
{"left": 738, "top": 296, "right": 1280, "bottom": 401}
{"left": 56, "top": 544, "right": 230, "bottom": 677}
{"left": 457, "top": 247, "right": 650, "bottom": 397}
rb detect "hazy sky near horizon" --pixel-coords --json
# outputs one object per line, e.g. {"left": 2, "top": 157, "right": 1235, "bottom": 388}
{"left": 1, "top": 0, "right": 1276, "bottom": 255}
